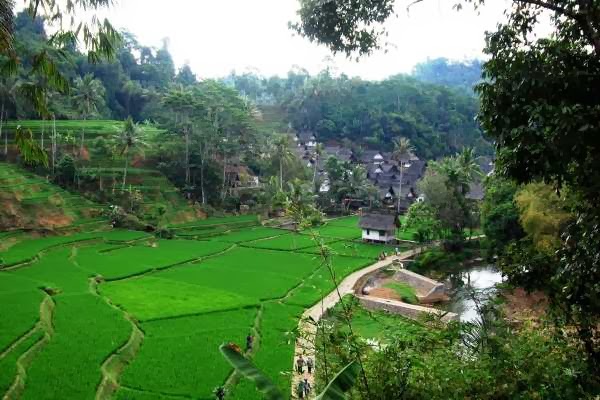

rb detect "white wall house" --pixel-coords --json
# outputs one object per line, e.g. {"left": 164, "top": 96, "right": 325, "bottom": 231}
{"left": 358, "top": 213, "right": 398, "bottom": 244}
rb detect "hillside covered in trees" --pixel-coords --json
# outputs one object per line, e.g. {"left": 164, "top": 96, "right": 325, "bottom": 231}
{"left": 2, "top": 11, "right": 489, "bottom": 161}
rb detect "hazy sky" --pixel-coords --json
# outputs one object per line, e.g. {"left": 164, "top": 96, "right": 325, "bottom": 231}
{"left": 99, "top": 0, "right": 511, "bottom": 80}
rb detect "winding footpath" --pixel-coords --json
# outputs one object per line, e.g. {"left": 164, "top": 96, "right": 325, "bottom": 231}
{"left": 291, "top": 248, "right": 422, "bottom": 399}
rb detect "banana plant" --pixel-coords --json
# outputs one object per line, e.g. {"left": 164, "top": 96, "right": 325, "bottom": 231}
{"left": 219, "top": 343, "right": 360, "bottom": 400}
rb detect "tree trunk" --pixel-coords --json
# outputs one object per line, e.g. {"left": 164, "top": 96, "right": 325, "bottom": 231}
{"left": 0, "top": 103, "right": 4, "bottom": 157}
{"left": 200, "top": 154, "right": 206, "bottom": 204}
{"left": 51, "top": 115, "right": 57, "bottom": 175}
{"left": 397, "top": 163, "right": 404, "bottom": 214}
{"left": 41, "top": 119, "right": 44, "bottom": 150}
{"left": 80, "top": 114, "right": 87, "bottom": 156}
{"left": 122, "top": 152, "right": 129, "bottom": 189}
{"left": 222, "top": 153, "right": 227, "bottom": 201}
{"left": 184, "top": 127, "right": 190, "bottom": 185}
{"left": 280, "top": 158, "right": 283, "bottom": 191}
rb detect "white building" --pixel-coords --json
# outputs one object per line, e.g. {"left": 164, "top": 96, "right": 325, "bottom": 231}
{"left": 358, "top": 213, "right": 398, "bottom": 244}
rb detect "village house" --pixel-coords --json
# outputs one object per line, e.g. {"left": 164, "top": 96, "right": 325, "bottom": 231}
{"left": 358, "top": 212, "right": 398, "bottom": 243}
{"left": 224, "top": 163, "right": 260, "bottom": 189}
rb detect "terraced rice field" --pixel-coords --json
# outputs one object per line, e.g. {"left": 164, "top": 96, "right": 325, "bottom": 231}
{"left": 0, "top": 162, "right": 107, "bottom": 231}
{"left": 0, "top": 215, "right": 412, "bottom": 399}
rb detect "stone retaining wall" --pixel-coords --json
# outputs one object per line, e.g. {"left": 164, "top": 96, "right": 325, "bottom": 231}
{"left": 393, "top": 269, "right": 447, "bottom": 303}
{"left": 357, "top": 295, "right": 458, "bottom": 322}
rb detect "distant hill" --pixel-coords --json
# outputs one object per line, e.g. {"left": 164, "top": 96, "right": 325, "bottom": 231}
{"left": 229, "top": 71, "right": 492, "bottom": 159}
{"left": 412, "top": 58, "right": 484, "bottom": 94}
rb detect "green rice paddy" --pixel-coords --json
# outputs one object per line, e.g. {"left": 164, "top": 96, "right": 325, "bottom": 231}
{"left": 0, "top": 215, "right": 415, "bottom": 399}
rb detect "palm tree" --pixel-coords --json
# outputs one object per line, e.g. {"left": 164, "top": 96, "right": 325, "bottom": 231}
{"left": 456, "top": 147, "right": 483, "bottom": 194}
{"left": 72, "top": 74, "right": 106, "bottom": 154}
{"left": 339, "top": 165, "right": 373, "bottom": 210}
{"left": 113, "top": 117, "right": 147, "bottom": 189}
{"left": 0, "top": 77, "right": 19, "bottom": 156}
{"left": 312, "top": 142, "right": 324, "bottom": 192}
{"left": 392, "top": 137, "right": 415, "bottom": 213}
{"left": 273, "top": 134, "right": 295, "bottom": 190}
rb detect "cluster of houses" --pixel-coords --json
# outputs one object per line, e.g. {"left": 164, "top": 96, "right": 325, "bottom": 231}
{"left": 294, "top": 131, "right": 493, "bottom": 212}
{"left": 225, "top": 131, "right": 493, "bottom": 219}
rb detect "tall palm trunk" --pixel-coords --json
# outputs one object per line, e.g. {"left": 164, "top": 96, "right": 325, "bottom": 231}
{"left": 41, "top": 119, "right": 44, "bottom": 149}
{"left": 122, "top": 152, "right": 129, "bottom": 189}
{"left": 80, "top": 109, "right": 88, "bottom": 155}
{"left": 397, "top": 163, "right": 404, "bottom": 214}
{"left": 200, "top": 154, "right": 206, "bottom": 204}
{"left": 51, "top": 115, "right": 57, "bottom": 175}
{"left": 184, "top": 126, "right": 190, "bottom": 185}
{"left": 222, "top": 152, "right": 227, "bottom": 201}
{"left": 279, "top": 158, "right": 283, "bottom": 191}
{"left": 0, "top": 103, "right": 5, "bottom": 157}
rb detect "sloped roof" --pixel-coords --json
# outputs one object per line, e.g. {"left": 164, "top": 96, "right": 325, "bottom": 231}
{"left": 467, "top": 182, "right": 485, "bottom": 200}
{"left": 359, "top": 213, "right": 397, "bottom": 231}
{"left": 297, "top": 132, "right": 316, "bottom": 142}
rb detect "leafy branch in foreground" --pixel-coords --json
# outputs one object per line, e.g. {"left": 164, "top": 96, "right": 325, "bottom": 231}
{"left": 219, "top": 343, "right": 359, "bottom": 399}
{"left": 15, "top": 126, "right": 48, "bottom": 167}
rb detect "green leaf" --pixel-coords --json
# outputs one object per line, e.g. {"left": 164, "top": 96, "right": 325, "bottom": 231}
{"left": 219, "top": 343, "right": 284, "bottom": 400}
{"left": 316, "top": 361, "right": 360, "bottom": 400}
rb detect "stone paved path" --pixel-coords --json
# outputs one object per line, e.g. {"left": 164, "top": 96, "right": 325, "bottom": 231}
{"left": 291, "top": 249, "right": 422, "bottom": 398}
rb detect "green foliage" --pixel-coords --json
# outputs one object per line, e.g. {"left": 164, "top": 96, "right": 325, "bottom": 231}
{"left": 319, "top": 296, "right": 593, "bottom": 400}
{"left": 15, "top": 126, "right": 47, "bottom": 166}
{"left": 220, "top": 343, "right": 359, "bottom": 400}
{"left": 515, "top": 183, "right": 572, "bottom": 253}
{"left": 556, "top": 214, "right": 600, "bottom": 372}
{"left": 383, "top": 282, "right": 418, "bottom": 304}
{"left": 316, "top": 361, "right": 360, "bottom": 400}
{"left": 403, "top": 202, "right": 440, "bottom": 242}
{"left": 412, "top": 58, "right": 483, "bottom": 93}
{"left": 291, "top": 0, "right": 395, "bottom": 56}
{"left": 220, "top": 343, "right": 285, "bottom": 400}
{"left": 480, "top": 176, "right": 524, "bottom": 254}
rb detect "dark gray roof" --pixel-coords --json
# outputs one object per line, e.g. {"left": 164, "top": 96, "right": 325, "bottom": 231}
{"left": 467, "top": 182, "right": 485, "bottom": 200}
{"left": 297, "top": 132, "right": 316, "bottom": 142}
{"left": 381, "top": 163, "right": 399, "bottom": 173}
{"left": 359, "top": 213, "right": 397, "bottom": 231}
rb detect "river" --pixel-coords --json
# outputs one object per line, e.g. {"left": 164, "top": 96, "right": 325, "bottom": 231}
{"left": 440, "top": 264, "right": 504, "bottom": 323}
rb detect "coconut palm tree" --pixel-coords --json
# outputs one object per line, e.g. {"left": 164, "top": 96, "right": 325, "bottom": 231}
{"left": 456, "top": 147, "right": 483, "bottom": 194}
{"left": 273, "top": 134, "right": 295, "bottom": 190}
{"left": 392, "top": 137, "right": 415, "bottom": 213}
{"left": 113, "top": 117, "right": 147, "bottom": 189}
{"left": 72, "top": 74, "right": 106, "bottom": 154}
{"left": 0, "top": 76, "right": 19, "bottom": 156}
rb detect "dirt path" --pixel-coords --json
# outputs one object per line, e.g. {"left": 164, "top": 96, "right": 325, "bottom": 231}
{"left": 291, "top": 249, "right": 421, "bottom": 399}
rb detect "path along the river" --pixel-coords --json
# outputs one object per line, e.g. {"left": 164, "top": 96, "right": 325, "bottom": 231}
{"left": 290, "top": 248, "right": 423, "bottom": 399}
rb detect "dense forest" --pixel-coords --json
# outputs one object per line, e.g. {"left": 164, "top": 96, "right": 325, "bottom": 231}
{"left": 227, "top": 70, "right": 489, "bottom": 158}
{"left": 411, "top": 58, "right": 483, "bottom": 93}
{"left": 2, "top": 11, "right": 489, "bottom": 161}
